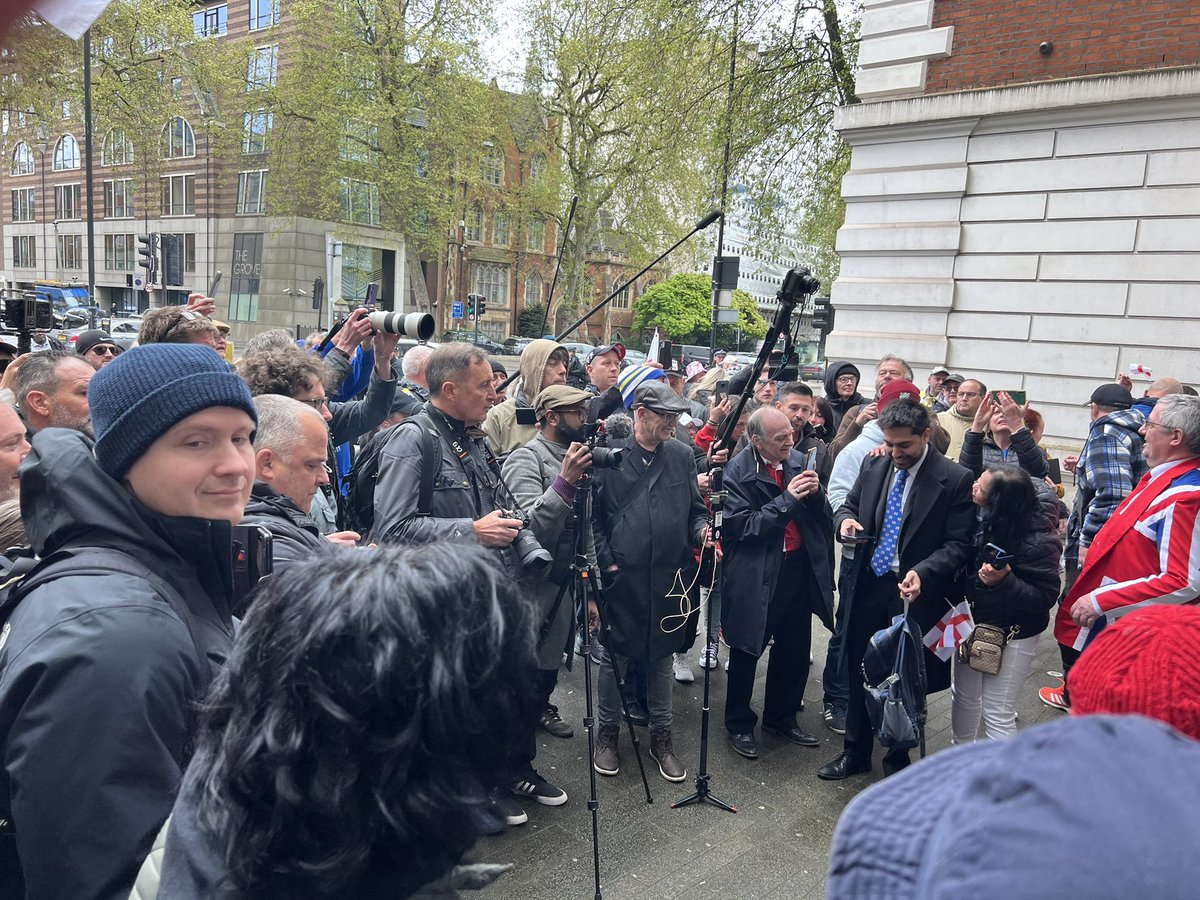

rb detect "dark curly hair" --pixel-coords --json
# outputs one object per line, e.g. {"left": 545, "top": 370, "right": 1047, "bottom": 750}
{"left": 979, "top": 464, "right": 1038, "bottom": 559}
{"left": 235, "top": 344, "right": 333, "bottom": 397}
{"left": 185, "top": 542, "right": 539, "bottom": 896}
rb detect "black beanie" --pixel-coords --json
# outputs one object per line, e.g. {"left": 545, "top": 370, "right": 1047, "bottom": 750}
{"left": 89, "top": 343, "right": 257, "bottom": 479}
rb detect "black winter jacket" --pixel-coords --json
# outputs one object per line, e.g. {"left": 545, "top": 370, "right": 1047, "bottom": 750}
{"left": 240, "top": 482, "right": 327, "bottom": 569}
{"left": 0, "top": 429, "right": 237, "bottom": 899}
{"left": 966, "top": 490, "right": 1063, "bottom": 637}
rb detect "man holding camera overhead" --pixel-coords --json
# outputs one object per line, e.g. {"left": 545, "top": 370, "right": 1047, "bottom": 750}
{"left": 591, "top": 380, "right": 711, "bottom": 784}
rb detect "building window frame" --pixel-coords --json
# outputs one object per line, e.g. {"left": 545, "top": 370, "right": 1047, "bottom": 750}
{"left": 480, "top": 142, "right": 504, "bottom": 187}
{"left": 11, "top": 187, "right": 35, "bottom": 222}
{"left": 104, "top": 233, "right": 134, "bottom": 271}
{"left": 526, "top": 217, "right": 545, "bottom": 253}
{"left": 492, "top": 210, "right": 510, "bottom": 247}
{"left": 10, "top": 142, "right": 33, "bottom": 176}
{"left": 247, "top": 44, "right": 279, "bottom": 91}
{"left": 160, "top": 173, "right": 196, "bottom": 217}
{"left": 193, "top": 3, "right": 229, "bottom": 37}
{"left": 101, "top": 128, "right": 134, "bottom": 166}
{"left": 161, "top": 117, "right": 196, "bottom": 160}
{"left": 340, "top": 177, "right": 380, "bottom": 226}
{"left": 53, "top": 134, "right": 81, "bottom": 171}
{"left": 237, "top": 170, "right": 268, "bottom": 215}
{"left": 465, "top": 203, "right": 483, "bottom": 242}
{"left": 11, "top": 235, "right": 36, "bottom": 269}
{"left": 249, "top": 0, "right": 281, "bottom": 31}
{"left": 524, "top": 272, "right": 542, "bottom": 308}
{"left": 103, "top": 178, "right": 135, "bottom": 218}
{"left": 242, "top": 110, "right": 272, "bottom": 155}
{"left": 54, "top": 183, "right": 82, "bottom": 221}
{"left": 56, "top": 233, "right": 83, "bottom": 270}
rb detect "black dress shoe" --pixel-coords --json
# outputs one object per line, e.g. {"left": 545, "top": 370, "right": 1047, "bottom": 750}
{"left": 728, "top": 731, "right": 759, "bottom": 759}
{"left": 625, "top": 701, "right": 650, "bottom": 727}
{"left": 817, "top": 753, "right": 872, "bottom": 781}
{"left": 763, "top": 721, "right": 820, "bottom": 747}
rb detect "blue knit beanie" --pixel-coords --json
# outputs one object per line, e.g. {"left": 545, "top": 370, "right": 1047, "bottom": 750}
{"left": 90, "top": 343, "right": 257, "bottom": 479}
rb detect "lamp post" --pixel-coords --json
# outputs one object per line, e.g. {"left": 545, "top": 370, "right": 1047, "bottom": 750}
{"left": 34, "top": 124, "right": 49, "bottom": 281}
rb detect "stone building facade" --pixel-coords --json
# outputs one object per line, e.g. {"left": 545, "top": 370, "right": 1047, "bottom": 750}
{"left": 828, "top": 0, "right": 1200, "bottom": 445}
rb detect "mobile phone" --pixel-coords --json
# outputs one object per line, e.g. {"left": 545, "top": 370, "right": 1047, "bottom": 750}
{"left": 1002, "top": 389, "right": 1027, "bottom": 405}
{"left": 714, "top": 380, "right": 729, "bottom": 402}
{"left": 231, "top": 524, "right": 274, "bottom": 616}
{"left": 803, "top": 447, "right": 817, "bottom": 471}
{"left": 983, "top": 542, "right": 1013, "bottom": 567}
{"left": 365, "top": 282, "right": 380, "bottom": 309}
{"left": 842, "top": 528, "right": 876, "bottom": 545}
{"left": 1047, "top": 457, "right": 1062, "bottom": 485}
{"left": 208, "top": 271, "right": 223, "bottom": 296}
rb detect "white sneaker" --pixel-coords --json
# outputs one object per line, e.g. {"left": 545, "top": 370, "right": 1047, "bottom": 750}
{"left": 673, "top": 653, "right": 695, "bottom": 683}
{"left": 697, "top": 642, "right": 719, "bottom": 670}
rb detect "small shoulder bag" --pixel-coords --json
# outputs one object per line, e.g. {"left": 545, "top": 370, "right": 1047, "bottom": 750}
{"left": 958, "top": 622, "right": 1020, "bottom": 675}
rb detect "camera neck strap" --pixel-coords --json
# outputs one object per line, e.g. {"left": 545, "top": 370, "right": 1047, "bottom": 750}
{"left": 424, "top": 407, "right": 490, "bottom": 513}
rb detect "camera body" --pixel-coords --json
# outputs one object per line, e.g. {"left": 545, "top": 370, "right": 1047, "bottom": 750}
{"left": 581, "top": 420, "right": 624, "bottom": 469}
{"left": 4, "top": 294, "right": 54, "bottom": 334}
{"left": 500, "top": 508, "right": 552, "bottom": 571}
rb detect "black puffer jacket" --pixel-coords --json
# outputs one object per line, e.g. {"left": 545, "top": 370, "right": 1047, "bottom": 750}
{"left": 966, "top": 489, "right": 1063, "bottom": 638}
{"left": 241, "top": 482, "right": 326, "bottom": 569}
{"left": 822, "top": 360, "right": 863, "bottom": 433}
{"left": 0, "top": 429, "right": 237, "bottom": 899}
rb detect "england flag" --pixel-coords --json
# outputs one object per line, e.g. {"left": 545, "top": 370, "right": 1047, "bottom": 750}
{"left": 34, "top": 0, "right": 115, "bottom": 40}
{"left": 923, "top": 600, "right": 974, "bottom": 662}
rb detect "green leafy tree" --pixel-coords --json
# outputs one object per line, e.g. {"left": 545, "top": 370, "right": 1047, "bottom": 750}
{"left": 517, "top": 301, "right": 547, "bottom": 337}
{"left": 526, "top": 0, "right": 730, "bottom": 332}
{"left": 710, "top": 288, "right": 768, "bottom": 348}
{"left": 632, "top": 273, "right": 713, "bottom": 340}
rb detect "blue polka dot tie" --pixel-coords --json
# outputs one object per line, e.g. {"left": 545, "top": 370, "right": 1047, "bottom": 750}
{"left": 870, "top": 468, "right": 908, "bottom": 577}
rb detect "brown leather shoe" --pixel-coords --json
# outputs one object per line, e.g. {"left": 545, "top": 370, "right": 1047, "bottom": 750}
{"left": 650, "top": 729, "right": 687, "bottom": 782}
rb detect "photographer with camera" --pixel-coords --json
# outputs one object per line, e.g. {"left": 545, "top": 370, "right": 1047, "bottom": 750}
{"left": 0, "top": 344, "right": 257, "bottom": 897}
{"left": 591, "top": 380, "right": 710, "bottom": 784}
{"left": 503, "top": 384, "right": 599, "bottom": 745}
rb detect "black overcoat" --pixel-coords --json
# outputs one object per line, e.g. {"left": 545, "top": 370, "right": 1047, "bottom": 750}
{"left": 593, "top": 437, "right": 708, "bottom": 660}
{"left": 720, "top": 448, "right": 835, "bottom": 657}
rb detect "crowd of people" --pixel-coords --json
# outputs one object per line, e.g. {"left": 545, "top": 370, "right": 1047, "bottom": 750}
{"left": 0, "top": 300, "right": 1198, "bottom": 897}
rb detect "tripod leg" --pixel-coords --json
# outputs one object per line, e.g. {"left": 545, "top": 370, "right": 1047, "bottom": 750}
{"left": 587, "top": 572, "right": 654, "bottom": 805}
{"left": 577, "top": 592, "right": 604, "bottom": 899}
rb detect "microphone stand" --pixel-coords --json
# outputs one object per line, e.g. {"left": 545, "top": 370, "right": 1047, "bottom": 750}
{"left": 673, "top": 266, "right": 819, "bottom": 816}
{"left": 495, "top": 209, "right": 722, "bottom": 395}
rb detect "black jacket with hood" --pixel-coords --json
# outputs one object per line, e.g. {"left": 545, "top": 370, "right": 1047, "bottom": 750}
{"left": 822, "top": 360, "right": 863, "bottom": 433}
{"left": 240, "top": 481, "right": 326, "bottom": 570}
{"left": 0, "top": 429, "right": 237, "bottom": 899}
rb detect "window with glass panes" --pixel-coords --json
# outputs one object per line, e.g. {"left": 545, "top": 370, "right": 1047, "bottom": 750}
{"left": 237, "top": 170, "right": 268, "bottom": 215}
{"left": 10, "top": 143, "right": 33, "bottom": 176}
{"left": 249, "top": 0, "right": 280, "bottom": 30}
{"left": 526, "top": 218, "right": 544, "bottom": 253}
{"left": 492, "top": 210, "right": 510, "bottom": 246}
{"left": 481, "top": 144, "right": 504, "bottom": 186}
{"left": 11, "top": 188, "right": 34, "bottom": 222}
{"left": 53, "top": 134, "right": 80, "bottom": 171}
{"left": 472, "top": 263, "right": 508, "bottom": 310}
{"left": 104, "top": 179, "right": 134, "bottom": 218}
{"left": 55, "top": 183, "right": 81, "bottom": 220}
{"left": 101, "top": 129, "right": 133, "bottom": 166}
{"left": 525, "top": 272, "right": 541, "bottom": 307}
{"left": 193, "top": 4, "right": 228, "bottom": 37}
{"left": 247, "top": 45, "right": 278, "bottom": 90}
{"left": 57, "top": 234, "right": 82, "bottom": 270}
{"left": 104, "top": 234, "right": 134, "bottom": 270}
{"left": 465, "top": 204, "right": 483, "bottom": 241}
{"left": 610, "top": 280, "right": 631, "bottom": 308}
{"left": 243, "top": 111, "right": 271, "bottom": 154}
{"left": 161, "top": 118, "right": 195, "bottom": 159}
{"left": 340, "top": 178, "right": 380, "bottom": 226}
{"left": 11, "top": 235, "right": 35, "bottom": 268}
{"left": 162, "top": 233, "right": 197, "bottom": 272}
{"left": 161, "top": 174, "right": 195, "bottom": 216}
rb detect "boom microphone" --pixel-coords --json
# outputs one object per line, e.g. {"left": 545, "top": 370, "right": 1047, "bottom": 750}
{"left": 695, "top": 209, "right": 723, "bottom": 230}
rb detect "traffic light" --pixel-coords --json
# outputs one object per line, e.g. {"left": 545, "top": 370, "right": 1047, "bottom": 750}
{"left": 160, "top": 234, "right": 184, "bottom": 287}
{"left": 811, "top": 295, "right": 834, "bottom": 334}
{"left": 476, "top": 294, "right": 487, "bottom": 316}
{"left": 465, "top": 294, "right": 475, "bottom": 317}
{"left": 137, "top": 233, "right": 159, "bottom": 283}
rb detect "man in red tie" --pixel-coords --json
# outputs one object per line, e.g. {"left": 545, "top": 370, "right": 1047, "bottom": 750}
{"left": 1057, "top": 394, "right": 1200, "bottom": 658}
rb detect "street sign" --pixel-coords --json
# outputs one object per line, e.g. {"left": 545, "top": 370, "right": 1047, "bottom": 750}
{"left": 132, "top": 276, "right": 145, "bottom": 290}
{"left": 715, "top": 308, "right": 739, "bottom": 324}
{"left": 452, "top": 301, "right": 464, "bottom": 319}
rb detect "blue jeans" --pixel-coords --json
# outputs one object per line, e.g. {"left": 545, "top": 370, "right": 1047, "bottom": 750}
{"left": 599, "top": 649, "right": 673, "bottom": 731}
{"left": 822, "top": 616, "right": 848, "bottom": 708}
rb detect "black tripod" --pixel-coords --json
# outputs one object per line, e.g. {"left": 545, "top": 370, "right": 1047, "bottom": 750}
{"left": 549, "top": 470, "right": 653, "bottom": 899}
{"left": 672, "top": 474, "right": 737, "bottom": 814}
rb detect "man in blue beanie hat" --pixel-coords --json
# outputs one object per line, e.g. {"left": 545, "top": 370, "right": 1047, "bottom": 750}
{"left": 0, "top": 343, "right": 259, "bottom": 899}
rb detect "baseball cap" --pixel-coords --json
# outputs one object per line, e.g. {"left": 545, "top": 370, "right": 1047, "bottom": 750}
{"left": 632, "top": 380, "right": 689, "bottom": 415}
{"left": 586, "top": 342, "right": 625, "bottom": 364}
{"left": 878, "top": 378, "right": 921, "bottom": 410}
{"left": 942, "top": 372, "right": 966, "bottom": 386}
{"left": 534, "top": 384, "right": 592, "bottom": 419}
{"left": 930, "top": 365, "right": 950, "bottom": 377}
{"left": 1085, "top": 383, "right": 1134, "bottom": 409}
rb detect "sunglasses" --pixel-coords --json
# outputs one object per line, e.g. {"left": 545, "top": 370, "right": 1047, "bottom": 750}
{"left": 86, "top": 345, "right": 119, "bottom": 356}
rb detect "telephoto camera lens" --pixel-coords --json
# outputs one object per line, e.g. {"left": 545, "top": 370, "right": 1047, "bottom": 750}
{"left": 367, "top": 310, "right": 435, "bottom": 341}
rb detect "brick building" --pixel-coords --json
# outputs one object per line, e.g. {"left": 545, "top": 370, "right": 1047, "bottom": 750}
{"left": 829, "top": 0, "right": 1200, "bottom": 445}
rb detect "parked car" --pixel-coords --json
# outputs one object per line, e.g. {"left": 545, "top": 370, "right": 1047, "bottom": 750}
{"left": 680, "top": 344, "right": 712, "bottom": 366}
{"left": 440, "top": 330, "right": 506, "bottom": 355}
{"left": 621, "top": 349, "right": 647, "bottom": 369}
{"left": 503, "top": 336, "right": 536, "bottom": 356}
{"left": 560, "top": 341, "right": 596, "bottom": 358}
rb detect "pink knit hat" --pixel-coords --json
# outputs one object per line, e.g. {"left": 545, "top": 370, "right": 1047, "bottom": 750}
{"left": 1070, "top": 605, "right": 1200, "bottom": 741}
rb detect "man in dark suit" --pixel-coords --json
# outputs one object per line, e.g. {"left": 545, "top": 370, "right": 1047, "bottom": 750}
{"left": 721, "top": 408, "right": 835, "bottom": 759}
{"left": 819, "top": 395, "right": 974, "bottom": 780}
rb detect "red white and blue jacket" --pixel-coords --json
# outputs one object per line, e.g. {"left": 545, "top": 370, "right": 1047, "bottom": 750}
{"left": 1056, "top": 456, "right": 1200, "bottom": 650}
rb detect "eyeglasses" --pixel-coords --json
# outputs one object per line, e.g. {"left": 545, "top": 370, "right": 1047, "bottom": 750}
{"left": 957, "top": 391, "right": 982, "bottom": 399}
{"left": 300, "top": 397, "right": 330, "bottom": 410}
{"left": 836, "top": 375, "right": 857, "bottom": 384}
{"left": 648, "top": 410, "right": 681, "bottom": 423}
{"left": 87, "top": 345, "right": 118, "bottom": 356}
{"left": 1144, "top": 420, "right": 1179, "bottom": 433}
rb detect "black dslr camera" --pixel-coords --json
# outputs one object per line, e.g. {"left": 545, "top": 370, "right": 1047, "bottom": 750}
{"left": 500, "top": 508, "right": 552, "bottom": 571}
{"left": 582, "top": 421, "right": 624, "bottom": 469}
